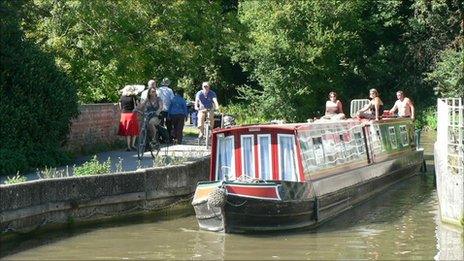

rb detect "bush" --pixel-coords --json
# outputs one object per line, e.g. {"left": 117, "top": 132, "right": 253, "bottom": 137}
{"left": 74, "top": 155, "right": 111, "bottom": 176}
{"left": 416, "top": 106, "right": 437, "bottom": 131}
{"left": 3, "top": 172, "right": 27, "bottom": 185}
{"left": 223, "top": 103, "right": 268, "bottom": 125}
{"left": 0, "top": 1, "right": 78, "bottom": 175}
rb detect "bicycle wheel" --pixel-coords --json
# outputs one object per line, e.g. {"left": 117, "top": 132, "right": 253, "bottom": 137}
{"left": 137, "top": 125, "right": 147, "bottom": 160}
{"left": 149, "top": 132, "right": 161, "bottom": 159}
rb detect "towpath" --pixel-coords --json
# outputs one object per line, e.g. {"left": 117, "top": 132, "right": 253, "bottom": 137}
{"left": 0, "top": 135, "right": 209, "bottom": 184}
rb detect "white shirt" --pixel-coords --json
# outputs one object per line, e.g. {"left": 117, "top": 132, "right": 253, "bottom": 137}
{"left": 157, "top": 86, "right": 174, "bottom": 111}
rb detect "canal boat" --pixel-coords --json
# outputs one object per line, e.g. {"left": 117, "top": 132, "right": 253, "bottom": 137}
{"left": 192, "top": 116, "right": 424, "bottom": 233}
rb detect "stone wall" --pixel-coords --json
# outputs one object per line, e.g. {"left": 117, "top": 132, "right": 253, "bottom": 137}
{"left": 65, "top": 103, "right": 121, "bottom": 154}
{"left": 0, "top": 157, "right": 210, "bottom": 238}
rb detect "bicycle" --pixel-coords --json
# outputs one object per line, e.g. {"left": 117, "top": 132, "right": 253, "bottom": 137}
{"left": 198, "top": 109, "right": 221, "bottom": 148}
{"left": 136, "top": 110, "right": 161, "bottom": 160}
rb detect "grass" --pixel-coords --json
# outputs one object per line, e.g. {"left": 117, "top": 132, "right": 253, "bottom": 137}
{"left": 3, "top": 172, "right": 27, "bottom": 185}
{"left": 183, "top": 125, "right": 199, "bottom": 137}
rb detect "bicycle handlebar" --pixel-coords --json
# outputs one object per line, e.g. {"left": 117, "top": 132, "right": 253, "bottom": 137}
{"left": 134, "top": 109, "right": 158, "bottom": 119}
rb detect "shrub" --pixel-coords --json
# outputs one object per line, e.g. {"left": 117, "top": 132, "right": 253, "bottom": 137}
{"left": 0, "top": 1, "right": 78, "bottom": 175}
{"left": 426, "top": 48, "right": 464, "bottom": 98}
{"left": 37, "top": 166, "right": 71, "bottom": 179}
{"left": 4, "top": 173, "right": 27, "bottom": 185}
{"left": 416, "top": 106, "right": 437, "bottom": 131}
{"left": 74, "top": 155, "right": 111, "bottom": 176}
{"left": 223, "top": 103, "right": 268, "bottom": 125}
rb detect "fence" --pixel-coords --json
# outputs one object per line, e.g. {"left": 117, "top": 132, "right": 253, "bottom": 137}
{"left": 435, "top": 98, "right": 464, "bottom": 227}
{"left": 436, "top": 98, "right": 464, "bottom": 175}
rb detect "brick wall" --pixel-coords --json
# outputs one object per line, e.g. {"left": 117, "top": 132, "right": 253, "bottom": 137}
{"left": 65, "top": 103, "right": 122, "bottom": 154}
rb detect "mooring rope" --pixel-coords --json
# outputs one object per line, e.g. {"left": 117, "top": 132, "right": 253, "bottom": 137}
{"left": 207, "top": 187, "right": 226, "bottom": 208}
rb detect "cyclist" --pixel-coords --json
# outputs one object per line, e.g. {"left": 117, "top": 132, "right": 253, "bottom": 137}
{"left": 137, "top": 86, "right": 162, "bottom": 144}
{"left": 195, "top": 81, "right": 219, "bottom": 139}
{"left": 140, "top": 79, "right": 156, "bottom": 103}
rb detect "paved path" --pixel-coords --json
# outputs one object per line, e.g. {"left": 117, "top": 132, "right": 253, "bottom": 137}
{"left": 1, "top": 135, "right": 210, "bottom": 184}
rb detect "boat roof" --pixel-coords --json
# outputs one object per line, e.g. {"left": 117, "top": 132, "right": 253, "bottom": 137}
{"left": 213, "top": 117, "right": 413, "bottom": 135}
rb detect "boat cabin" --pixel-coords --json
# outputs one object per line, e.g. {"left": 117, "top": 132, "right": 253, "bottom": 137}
{"left": 210, "top": 118, "right": 416, "bottom": 183}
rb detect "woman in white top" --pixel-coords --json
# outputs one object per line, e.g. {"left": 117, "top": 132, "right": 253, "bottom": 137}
{"left": 324, "top": 91, "right": 345, "bottom": 120}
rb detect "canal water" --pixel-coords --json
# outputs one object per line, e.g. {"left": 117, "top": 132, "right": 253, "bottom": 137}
{"left": 2, "top": 133, "right": 463, "bottom": 260}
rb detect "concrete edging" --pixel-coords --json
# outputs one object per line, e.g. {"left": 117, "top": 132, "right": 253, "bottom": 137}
{"left": 0, "top": 156, "right": 210, "bottom": 237}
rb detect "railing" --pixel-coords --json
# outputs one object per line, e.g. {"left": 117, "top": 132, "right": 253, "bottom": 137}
{"left": 350, "top": 99, "right": 370, "bottom": 118}
{"left": 441, "top": 98, "right": 464, "bottom": 175}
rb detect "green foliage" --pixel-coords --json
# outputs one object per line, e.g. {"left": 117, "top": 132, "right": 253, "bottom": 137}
{"left": 2, "top": 0, "right": 462, "bottom": 158}
{"left": 0, "top": 0, "right": 79, "bottom": 175}
{"left": 223, "top": 102, "right": 267, "bottom": 125}
{"left": 405, "top": 0, "right": 463, "bottom": 101}
{"left": 4, "top": 173, "right": 27, "bottom": 185}
{"left": 37, "top": 166, "right": 71, "bottom": 179}
{"left": 232, "top": 0, "right": 426, "bottom": 122}
{"left": 416, "top": 106, "right": 437, "bottom": 131}
{"left": 74, "top": 155, "right": 111, "bottom": 176}
{"left": 426, "top": 48, "right": 464, "bottom": 97}
{"left": 21, "top": 0, "right": 243, "bottom": 102}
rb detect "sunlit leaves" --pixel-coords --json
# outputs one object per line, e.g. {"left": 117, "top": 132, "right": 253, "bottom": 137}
{"left": 21, "top": 0, "right": 241, "bottom": 102}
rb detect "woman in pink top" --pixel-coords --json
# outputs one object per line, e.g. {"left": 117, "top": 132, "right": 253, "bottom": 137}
{"left": 324, "top": 91, "right": 345, "bottom": 120}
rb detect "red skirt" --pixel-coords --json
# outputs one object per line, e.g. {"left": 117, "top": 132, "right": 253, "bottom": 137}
{"left": 118, "top": 112, "right": 140, "bottom": 136}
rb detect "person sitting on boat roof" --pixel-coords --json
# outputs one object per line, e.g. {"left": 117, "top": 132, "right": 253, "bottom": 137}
{"left": 323, "top": 91, "right": 345, "bottom": 120}
{"left": 389, "top": 90, "right": 415, "bottom": 120}
{"left": 357, "top": 88, "right": 384, "bottom": 121}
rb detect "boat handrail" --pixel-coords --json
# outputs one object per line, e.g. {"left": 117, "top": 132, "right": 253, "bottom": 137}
{"left": 350, "top": 99, "right": 370, "bottom": 118}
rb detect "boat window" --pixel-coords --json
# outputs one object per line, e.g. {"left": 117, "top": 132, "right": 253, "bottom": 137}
{"left": 297, "top": 124, "right": 368, "bottom": 174}
{"left": 215, "top": 134, "right": 235, "bottom": 181}
{"left": 297, "top": 130, "right": 318, "bottom": 172}
{"left": 322, "top": 132, "right": 337, "bottom": 166}
{"left": 344, "top": 130, "right": 359, "bottom": 161}
{"left": 241, "top": 135, "right": 255, "bottom": 179}
{"left": 354, "top": 130, "right": 365, "bottom": 155}
{"left": 312, "top": 136, "right": 325, "bottom": 165}
{"left": 369, "top": 125, "right": 384, "bottom": 154}
{"left": 389, "top": 126, "right": 398, "bottom": 149}
{"left": 399, "top": 125, "right": 409, "bottom": 147}
{"left": 278, "top": 134, "right": 298, "bottom": 181}
{"left": 258, "top": 134, "right": 272, "bottom": 180}
{"left": 337, "top": 133, "right": 347, "bottom": 163}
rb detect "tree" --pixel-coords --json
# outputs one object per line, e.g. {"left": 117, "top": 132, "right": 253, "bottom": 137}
{"left": 21, "top": 0, "right": 243, "bottom": 102}
{"left": 0, "top": 0, "right": 79, "bottom": 175}
{"left": 232, "top": 0, "right": 395, "bottom": 121}
{"left": 407, "top": 0, "right": 464, "bottom": 98}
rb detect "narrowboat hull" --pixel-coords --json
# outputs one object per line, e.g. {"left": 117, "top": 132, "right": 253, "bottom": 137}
{"left": 192, "top": 181, "right": 315, "bottom": 233}
{"left": 192, "top": 149, "right": 424, "bottom": 233}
